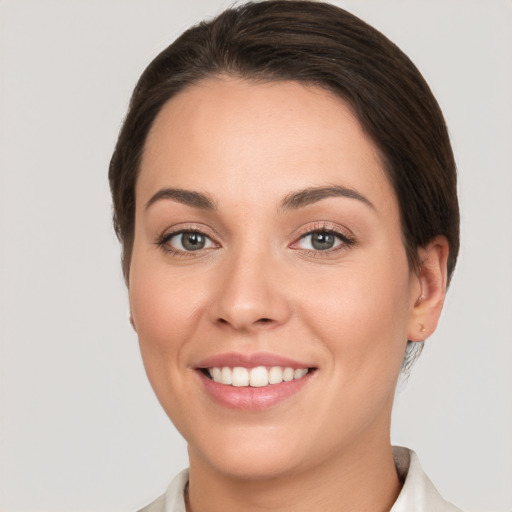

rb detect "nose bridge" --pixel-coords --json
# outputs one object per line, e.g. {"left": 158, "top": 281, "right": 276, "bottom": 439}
{"left": 210, "top": 236, "right": 290, "bottom": 330}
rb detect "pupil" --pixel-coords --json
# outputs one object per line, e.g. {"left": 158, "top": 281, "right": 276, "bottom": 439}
{"left": 182, "top": 233, "right": 205, "bottom": 251}
{"left": 312, "top": 232, "right": 334, "bottom": 250}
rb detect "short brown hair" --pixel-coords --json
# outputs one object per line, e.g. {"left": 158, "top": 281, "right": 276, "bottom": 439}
{"left": 109, "top": 0, "right": 459, "bottom": 285}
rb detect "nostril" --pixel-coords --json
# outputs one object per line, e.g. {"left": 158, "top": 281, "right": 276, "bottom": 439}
{"left": 215, "top": 316, "right": 274, "bottom": 330}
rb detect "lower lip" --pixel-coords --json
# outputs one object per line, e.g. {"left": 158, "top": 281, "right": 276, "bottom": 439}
{"left": 198, "top": 370, "right": 313, "bottom": 411}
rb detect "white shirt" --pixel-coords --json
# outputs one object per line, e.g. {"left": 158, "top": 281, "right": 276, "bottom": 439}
{"left": 138, "top": 446, "right": 463, "bottom": 512}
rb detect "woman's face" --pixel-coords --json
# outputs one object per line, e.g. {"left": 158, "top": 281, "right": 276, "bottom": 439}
{"left": 129, "top": 78, "right": 424, "bottom": 478}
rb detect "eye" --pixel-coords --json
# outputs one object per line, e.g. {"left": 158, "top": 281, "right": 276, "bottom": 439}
{"left": 161, "top": 230, "right": 216, "bottom": 252}
{"left": 295, "top": 230, "right": 350, "bottom": 251}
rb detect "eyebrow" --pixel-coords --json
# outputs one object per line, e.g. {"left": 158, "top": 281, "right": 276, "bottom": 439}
{"left": 145, "top": 184, "right": 374, "bottom": 213}
{"left": 145, "top": 188, "right": 216, "bottom": 211}
{"left": 280, "top": 185, "right": 374, "bottom": 211}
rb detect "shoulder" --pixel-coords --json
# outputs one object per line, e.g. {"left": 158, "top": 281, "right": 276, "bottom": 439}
{"left": 137, "top": 493, "right": 166, "bottom": 512}
{"left": 391, "top": 446, "right": 463, "bottom": 512}
{"left": 137, "top": 469, "right": 189, "bottom": 512}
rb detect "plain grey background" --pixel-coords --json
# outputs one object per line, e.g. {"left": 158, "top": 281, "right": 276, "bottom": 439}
{"left": 0, "top": 1, "right": 511, "bottom": 511}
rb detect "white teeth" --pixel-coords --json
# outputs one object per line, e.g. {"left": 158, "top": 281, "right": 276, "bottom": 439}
{"left": 231, "top": 367, "right": 249, "bottom": 387}
{"left": 221, "top": 367, "right": 232, "bottom": 385}
{"left": 294, "top": 368, "right": 308, "bottom": 379}
{"left": 282, "top": 367, "right": 294, "bottom": 382}
{"left": 206, "top": 365, "right": 310, "bottom": 387}
{"left": 268, "top": 366, "right": 283, "bottom": 384}
{"left": 211, "top": 367, "right": 222, "bottom": 383}
{"left": 249, "top": 366, "right": 269, "bottom": 387}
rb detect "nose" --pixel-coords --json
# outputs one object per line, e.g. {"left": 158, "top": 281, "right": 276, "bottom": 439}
{"left": 209, "top": 247, "right": 291, "bottom": 332}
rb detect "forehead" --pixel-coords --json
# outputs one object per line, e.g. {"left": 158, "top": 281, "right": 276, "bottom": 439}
{"left": 138, "top": 78, "right": 396, "bottom": 215}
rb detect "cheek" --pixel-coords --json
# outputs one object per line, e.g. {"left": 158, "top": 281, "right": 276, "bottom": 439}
{"left": 295, "top": 253, "right": 412, "bottom": 375}
{"left": 128, "top": 245, "right": 211, "bottom": 388}
{"left": 128, "top": 259, "right": 214, "bottom": 425}
{"left": 130, "top": 268, "right": 207, "bottom": 351}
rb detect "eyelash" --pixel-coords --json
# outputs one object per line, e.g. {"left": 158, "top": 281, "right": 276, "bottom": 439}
{"left": 155, "top": 223, "right": 356, "bottom": 257}
{"left": 292, "top": 223, "right": 356, "bottom": 256}
{"left": 155, "top": 228, "right": 218, "bottom": 257}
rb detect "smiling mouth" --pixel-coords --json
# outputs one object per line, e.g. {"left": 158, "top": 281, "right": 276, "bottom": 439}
{"left": 201, "top": 366, "right": 314, "bottom": 387}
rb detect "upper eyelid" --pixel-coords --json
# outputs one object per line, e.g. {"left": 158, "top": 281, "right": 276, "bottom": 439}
{"left": 293, "top": 222, "right": 354, "bottom": 240}
{"left": 157, "top": 223, "right": 220, "bottom": 244}
{"left": 154, "top": 222, "right": 354, "bottom": 248}
{"left": 162, "top": 228, "right": 211, "bottom": 240}
{"left": 294, "top": 231, "right": 352, "bottom": 246}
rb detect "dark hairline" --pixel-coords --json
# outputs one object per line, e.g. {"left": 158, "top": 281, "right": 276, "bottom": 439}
{"left": 109, "top": 0, "right": 459, "bottom": 285}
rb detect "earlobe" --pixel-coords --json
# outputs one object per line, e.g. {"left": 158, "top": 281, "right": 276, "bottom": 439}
{"left": 408, "top": 236, "right": 449, "bottom": 342}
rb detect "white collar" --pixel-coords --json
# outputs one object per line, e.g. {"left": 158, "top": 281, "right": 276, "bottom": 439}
{"left": 156, "top": 447, "right": 462, "bottom": 512}
{"left": 390, "top": 446, "right": 462, "bottom": 511}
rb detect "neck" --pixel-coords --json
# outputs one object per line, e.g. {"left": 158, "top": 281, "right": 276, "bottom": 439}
{"left": 186, "top": 434, "right": 401, "bottom": 512}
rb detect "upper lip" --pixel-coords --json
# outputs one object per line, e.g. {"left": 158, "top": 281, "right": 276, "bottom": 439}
{"left": 194, "top": 352, "right": 315, "bottom": 369}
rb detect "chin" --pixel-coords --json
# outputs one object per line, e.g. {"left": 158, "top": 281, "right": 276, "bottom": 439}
{"left": 203, "top": 449, "right": 304, "bottom": 481}
{"left": 187, "top": 423, "right": 310, "bottom": 480}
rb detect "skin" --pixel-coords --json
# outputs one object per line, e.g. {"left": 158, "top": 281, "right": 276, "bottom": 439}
{"left": 129, "top": 78, "right": 449, "bottom": 512}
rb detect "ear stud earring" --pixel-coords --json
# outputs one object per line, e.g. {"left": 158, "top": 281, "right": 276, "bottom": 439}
{"left": 419, "top": 323, "right": 426, "bottom": 333}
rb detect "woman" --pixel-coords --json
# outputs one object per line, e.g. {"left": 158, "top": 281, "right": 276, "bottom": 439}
{"left": 109, "top": 1, "right": 461, "bottom": 510}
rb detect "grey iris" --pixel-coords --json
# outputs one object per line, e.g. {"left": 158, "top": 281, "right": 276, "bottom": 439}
{"left": 311, "top": 232, "right": 335, "bottom": 250}
{"left": 181, "top": 232, "right": 206, "bottom": 251}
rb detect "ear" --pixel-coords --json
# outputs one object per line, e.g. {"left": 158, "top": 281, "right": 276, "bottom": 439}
{"left": 129, "top": 310, "right": 137, "bottom": 332}
{"left": 408, "top": 235, "right": 449, "bottom": 342}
